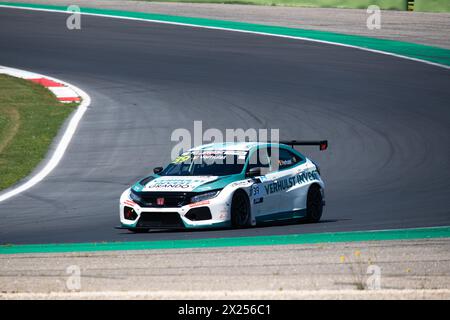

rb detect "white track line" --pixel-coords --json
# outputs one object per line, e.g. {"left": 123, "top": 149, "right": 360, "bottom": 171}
{"left": 0, "top": 5, "right": 449, "bottom": 70}
{"left": 0, "top": 66, "right": 91, "bottom": 203}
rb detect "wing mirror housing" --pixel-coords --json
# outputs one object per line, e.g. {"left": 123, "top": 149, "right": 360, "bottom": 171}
{"left": 153, "top": 167, "right": 163, "bottom": 174}
{"left": 246, "top": 167, "right": 262, "bottom": 178}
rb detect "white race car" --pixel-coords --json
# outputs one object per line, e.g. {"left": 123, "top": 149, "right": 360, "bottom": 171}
{"left": 119, "top": 141, "right": 327, "bottom": 232}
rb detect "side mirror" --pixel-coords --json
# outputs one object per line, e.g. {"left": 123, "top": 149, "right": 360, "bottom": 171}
{"left": 246, "top": 167, "right": 261, "bottom": 178}
{"left": 153, "top": 167, "right": 163, "bottom": 174}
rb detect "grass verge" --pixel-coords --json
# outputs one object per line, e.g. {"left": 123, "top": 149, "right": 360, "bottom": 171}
{"left": 0, "top": 74, "right": 75, "bottom": 191}
{"left": 136, "top": 0, "right": 407, "bottom": 10}
{"left": 415, "top": 0, "right": 450, "bottom": 13}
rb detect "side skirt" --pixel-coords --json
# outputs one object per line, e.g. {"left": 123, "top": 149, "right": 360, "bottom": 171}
{"left": 255, "top": 209, "right": 307, "bottom": 223}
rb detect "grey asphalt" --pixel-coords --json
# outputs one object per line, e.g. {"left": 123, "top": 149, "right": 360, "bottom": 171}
{"left": 5, "top": 0, "right": 450, "bottom": 48}
{"left": 0, "top": 8, "right": 449, "bottom": 244}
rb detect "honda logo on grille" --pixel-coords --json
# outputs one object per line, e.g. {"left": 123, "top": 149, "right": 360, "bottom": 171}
{"left": 156, "top": 197, "right": 165, "bottom": 206}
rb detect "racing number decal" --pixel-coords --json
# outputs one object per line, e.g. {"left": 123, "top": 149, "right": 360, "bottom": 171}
{"left": 173, "top": 154, "right": 190, "bottom": 163}
{"left": 250, "top": 183, "right": 265, "bottom": 205}
{"left": 251, "top": 184, "right": 260, "bottom": 197}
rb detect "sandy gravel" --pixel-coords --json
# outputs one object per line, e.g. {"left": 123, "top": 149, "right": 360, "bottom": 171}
{"left": 1, "top": 239, "right": 449, "bottom": 299}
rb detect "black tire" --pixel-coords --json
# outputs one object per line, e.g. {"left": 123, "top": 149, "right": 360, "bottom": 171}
{"left": 306, "top": 185, "right": 323, "bottom": 223}
{"left": 128, "top": 228, "right": 149, "bottom": 233}
{"left": 231, "top": 190, "right": 251, "bottom": 228}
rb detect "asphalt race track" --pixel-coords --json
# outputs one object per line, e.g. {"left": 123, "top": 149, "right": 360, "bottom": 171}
{"left": 0, "top": 8, "right": 449, "bottom": 244}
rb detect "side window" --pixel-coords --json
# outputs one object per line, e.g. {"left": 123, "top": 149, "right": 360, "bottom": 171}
{"left": 246, "top": 148, "right": 270, "bottom": 172}
{"left": 270, "top": 148, "right": 302, "bottom": 171}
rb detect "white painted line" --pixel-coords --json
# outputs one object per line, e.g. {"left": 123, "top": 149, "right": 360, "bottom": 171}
{"left": 0, "top": 67, "right": 39, "bottom": 78}
{"left": 0, "top": 4, "right": 449, "bottom": 70}
{"left": 0, "top": 66, "right": 91, "bottom": 203}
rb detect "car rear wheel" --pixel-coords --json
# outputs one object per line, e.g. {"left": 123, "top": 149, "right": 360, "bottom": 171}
{"left": 231, "top": 190, "right": 250, "bottom": 228}
{"left": 306, "top": 185, "right": 323, "bottom": 223}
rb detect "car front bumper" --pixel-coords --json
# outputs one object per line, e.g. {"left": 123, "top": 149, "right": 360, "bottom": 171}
{"left": 119, "top": 189, "right": 231, "bottom": 230}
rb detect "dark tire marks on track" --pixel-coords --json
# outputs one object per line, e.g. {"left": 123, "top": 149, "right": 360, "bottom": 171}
{"left": 0, "top": 8, "right": 449, "bottom": 244}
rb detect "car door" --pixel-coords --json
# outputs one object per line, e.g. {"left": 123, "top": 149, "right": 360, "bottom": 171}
{"left": 272, "top": 147, "right": 307, "bottom": 217}
{"left": 245, "top": 147, "right": 280, "bottom": 220}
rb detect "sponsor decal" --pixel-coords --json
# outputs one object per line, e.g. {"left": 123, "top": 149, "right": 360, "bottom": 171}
{"left": 278, "top": 159, "right": 293, "bottom": 166}
{"left": 150, "top": 182, "right": 191, "bottom": 189}
{"left": 193, "top": 151, "right": 226, "bottom": 160}
{"left": 188, "top": 200, "right": 210, "bottom": 208}
{"left": 132, "top": 182, "right": 144, "bottom": 192}
{"left": 124, "top": 200, "right": 137, "bottom": 207}
{"left": 148, "top": 179, "right": 198, "bottom": 189}
{"left": 264, "top": 170, "right": 319, "bottom": 195}
{"left": 231, "top": 180, "right": 251, "bottom": 187}
{"left": 253, "top": 197, "right": 264, "bottom": 204}
{"left": 218, "top": 208, "right": 228, "bottom": 219}
{"left": 144, "top": 176, "right": 217, "bottom": 191}
{"left": 172, "top": 151, "right": 248, "bottom": 164}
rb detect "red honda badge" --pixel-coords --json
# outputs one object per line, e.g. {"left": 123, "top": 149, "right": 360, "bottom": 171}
{"left": 156, "top": 197, "right": 165, "bottom": 206}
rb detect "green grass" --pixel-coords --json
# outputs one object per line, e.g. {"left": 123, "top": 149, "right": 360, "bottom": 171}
{"left": 136, "top": 0, "right": 407, "bottom": 10}
{"left": 0, "top": 75, "right": 75, "bottom": 191}
{"left": 414, "top": 0, "right": 450, "bottom": 12}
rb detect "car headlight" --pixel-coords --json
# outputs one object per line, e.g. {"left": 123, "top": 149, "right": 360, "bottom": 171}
{"left": 190, "top": 190, "right": 221, "bottom": 203}
{"left": 129, "top": 190, "right": 142, "bottom": 203}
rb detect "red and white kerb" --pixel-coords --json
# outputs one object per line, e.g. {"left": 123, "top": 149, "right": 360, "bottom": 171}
{"left": 0, "top": 67, "right": 81, "bottom": 103}
{"left": 28, "top": 78, "right": 81, "bottom": 103}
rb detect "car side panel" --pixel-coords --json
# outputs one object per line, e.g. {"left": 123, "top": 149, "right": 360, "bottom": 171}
{"left": 279, "top": 159, "right": 324, "bottom": 216}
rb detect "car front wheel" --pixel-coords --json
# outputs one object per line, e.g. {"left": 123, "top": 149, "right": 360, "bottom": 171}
{"left": 231, "top": 190, "right": 251, "bottom": 228}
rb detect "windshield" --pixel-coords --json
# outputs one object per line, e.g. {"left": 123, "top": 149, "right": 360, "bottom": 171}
{"left": 159, "top": 151, "right": 247, "bottom": 176}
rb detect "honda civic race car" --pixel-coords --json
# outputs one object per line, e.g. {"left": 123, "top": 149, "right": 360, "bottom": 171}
{"left": 119, "top": 141, "right": 327, "bottom": 232}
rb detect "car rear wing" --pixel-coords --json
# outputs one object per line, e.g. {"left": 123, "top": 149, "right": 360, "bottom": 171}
{"left": 279, "top": 140, "right": 328, "bottom": 151}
